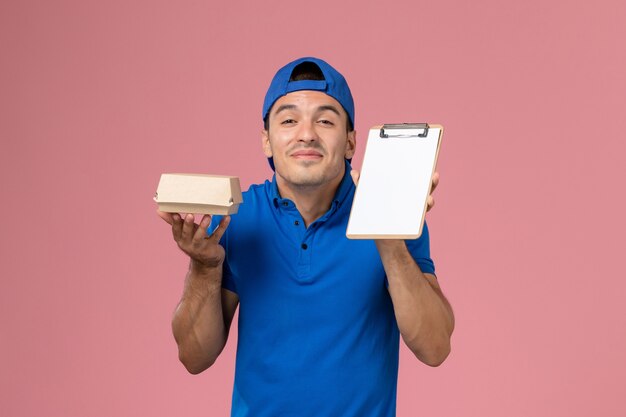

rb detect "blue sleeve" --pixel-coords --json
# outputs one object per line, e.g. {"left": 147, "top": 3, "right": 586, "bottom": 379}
{"left": 208, "top": 215, "right": 238, "bottom": 294}
{"left": 405, "top": 220, "right": 436, "bottom": 276}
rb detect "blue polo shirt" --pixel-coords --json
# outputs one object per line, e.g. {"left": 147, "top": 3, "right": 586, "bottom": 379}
{"left": 211, "top": 162, "right": 435, "bottom": 417}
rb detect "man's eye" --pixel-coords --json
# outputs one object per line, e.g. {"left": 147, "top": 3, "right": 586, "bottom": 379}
{"left": 319, "top": 119, "right": 334, "bottom": 125}
{"left": 281, "top": 119, "right": 296, "bottom": 125}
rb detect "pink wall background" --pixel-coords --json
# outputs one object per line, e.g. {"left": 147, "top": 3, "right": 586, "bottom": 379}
{"left": 2, "top": 1, "right": 625, "bottom": 416}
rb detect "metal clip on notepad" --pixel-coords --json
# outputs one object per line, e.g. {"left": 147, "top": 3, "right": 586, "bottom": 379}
{"left": 379, "top": 123, "right": 430, "bottom": 138}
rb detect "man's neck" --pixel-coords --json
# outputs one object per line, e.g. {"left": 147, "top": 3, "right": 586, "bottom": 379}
{"left": 276, "top": 169, "right": 344, "bottom": 227}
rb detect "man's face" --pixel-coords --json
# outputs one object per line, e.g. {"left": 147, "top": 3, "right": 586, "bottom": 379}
{"left": 262, "top": 90, "right": 356, "bottom": 189}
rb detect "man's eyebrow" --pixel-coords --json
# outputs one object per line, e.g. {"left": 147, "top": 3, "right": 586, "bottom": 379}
{"left": 316, "top": 105, "right": 341, "bottom": 116}
{"left": 273, "top": 103, "right": 341, "bottom": 116}
{"left": 274, "top": 104, "right": 298, "bottom": 115}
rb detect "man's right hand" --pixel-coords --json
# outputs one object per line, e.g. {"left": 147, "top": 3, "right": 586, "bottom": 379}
{"left": 159, "top": 210, "right": 238, "bottom": 374}
{"left": 157, "top": 210, "right": 231, "bottom": 271}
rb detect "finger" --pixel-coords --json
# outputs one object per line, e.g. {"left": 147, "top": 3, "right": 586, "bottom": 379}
{"left": 426, "top": 195, "right": 435, "bottom": 212}
{"left": 171, "top": 213, "right": 183, "bottom": 241}
{"left": 350, "top": 170, "right": 360, "bottom": 186}
{"left": 193, "top": 214, "right": 213, "bottom": 241}
{"left": 180, "top": 213, "right": 197, "bottom": 241}
{"left": 210, "top": 215, "right": 231, "bottom": 242}
{"left": 430, "top": 172, "right": 440, "bottom": 194}
{"left": 157, "top": 209, "right": 174, "bottom": 225}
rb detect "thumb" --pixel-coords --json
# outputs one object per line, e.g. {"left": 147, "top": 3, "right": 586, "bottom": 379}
{"left": 157, "top": 209, "right": 174, "bottom": 225}
{"left": 350, "top": 169, "right": 360, "bottom": 186}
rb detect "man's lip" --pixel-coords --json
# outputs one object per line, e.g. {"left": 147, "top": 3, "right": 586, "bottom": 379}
{"left": 291, "top": 150, "right": 323, "bottom": 157}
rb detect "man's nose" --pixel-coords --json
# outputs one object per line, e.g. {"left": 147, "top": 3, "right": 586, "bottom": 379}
{"left": 297, "top": 120, "right": 319, "bottom": 142}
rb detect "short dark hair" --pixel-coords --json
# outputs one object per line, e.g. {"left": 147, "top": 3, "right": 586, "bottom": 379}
{"left": 289, "top": 61, "right": 325, "bottom": 82}
{"left": 263, "top": 62, "right": 354, "bottom": 132}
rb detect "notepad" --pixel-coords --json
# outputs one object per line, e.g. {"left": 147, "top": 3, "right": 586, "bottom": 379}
{"left": 346, "top": 123, "right": 443, "bottom": 239}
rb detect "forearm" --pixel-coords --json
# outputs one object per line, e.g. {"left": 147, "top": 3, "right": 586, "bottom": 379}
{"left": 376, "top": 240, "right": 454, "bottom": 366}
{"left": 171, "top": 260, "right": 227, "bottom": 374}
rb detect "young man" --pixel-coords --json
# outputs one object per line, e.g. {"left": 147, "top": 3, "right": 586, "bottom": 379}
{"left": 158, "top": 57, "right": 454, "bottom": 417}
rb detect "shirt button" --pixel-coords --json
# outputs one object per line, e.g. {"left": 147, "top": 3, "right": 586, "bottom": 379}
{"left": 294, "top": 220, "right": 300, "bottom": 226}
{"left": 282, "top": 201, "right": 288, "bottom": 207}
{"left": 301, "top": 243, "right": 308, "bottom": 250}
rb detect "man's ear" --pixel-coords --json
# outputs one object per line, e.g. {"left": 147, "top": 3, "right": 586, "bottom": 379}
{"left": 262, "top": 129, "right": 273, "bottom": 158}
{"left": 344, "top": 130, "right": 356, "bottom": 159}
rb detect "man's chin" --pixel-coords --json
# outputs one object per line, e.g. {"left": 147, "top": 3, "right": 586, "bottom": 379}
{"left": 289, "top": 172, "right": 326, "bottom": 187}
{"left": 283, "top": 159, "right": 324, "bottom": 173}
{"left": 276, "top": 168, "right": 325, "bottom": 187}
{"left": 275, "top": 159, "right": 344, "bottom": 187}
{"left": 291, "top": 157, "right": 323, "bottom": 166}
